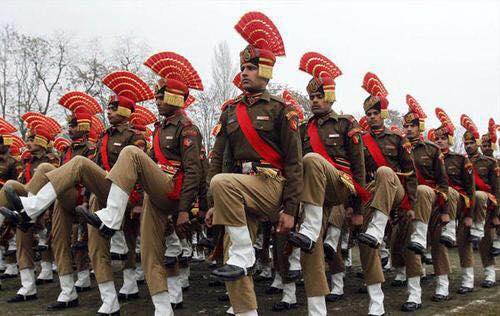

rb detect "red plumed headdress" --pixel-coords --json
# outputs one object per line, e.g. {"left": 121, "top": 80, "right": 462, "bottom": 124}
{"left": 299, "top": 52, "right": 342, "bottom": 103}
{"left": 403, "top": 94, "right": 426, "bottom": 132}
{"left": 460, "top": 114, "right": 480, "bottom": 144}
{"left": 282, "top": 90, "right": 305, "bottom": 121}
{"left": 362, "top": 72, "right": 389, "bottom": 118}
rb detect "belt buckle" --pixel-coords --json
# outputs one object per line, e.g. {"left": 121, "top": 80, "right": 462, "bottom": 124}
{"left": 242, "top": 162, "right": 253, "bottom": 174}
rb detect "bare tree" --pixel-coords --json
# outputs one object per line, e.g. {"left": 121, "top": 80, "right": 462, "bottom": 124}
{"left": 188, "top": 41, "right": 238, "bottom": 152}
{"left": 0, "top": 25, "right": 16, "bottom": 118}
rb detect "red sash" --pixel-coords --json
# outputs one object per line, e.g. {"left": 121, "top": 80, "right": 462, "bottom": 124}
{"left": 153, "top": 129, "right": 183, "bottom": 200}
{"left": 362, "top": 133, "right": 412, "bottom": 210}
{"left": 235, "top": 102, "right": 284, "bottom": 170}
{"left": 25, "top": 161, "right": 32, "bottom": 183}
{"left": 64, "top": 148, "right": 72, "bottom": 164}
{"left": 307, "top": 120, "right": 371, "bottom": 203}
{"left": 473, "top": 168, "right": 491, "bottom": 192}
{"left": 100, "top": 134, "right": 111, "bottom": 172}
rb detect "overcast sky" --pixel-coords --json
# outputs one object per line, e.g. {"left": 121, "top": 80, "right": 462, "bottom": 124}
{"left": 1, "top": 0, "right": 499, "bottom": 133}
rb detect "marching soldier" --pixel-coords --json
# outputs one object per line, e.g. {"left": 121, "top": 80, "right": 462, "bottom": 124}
{"left": 429, "top": 109, "right": 476, "bottom": 296}
{"left": 77, "top": 52, "right": 205, "bottom": 315}
{"left": 356, "top": 73, "right": 417, "bottom": 316}
{"left": 0, "top": 113, "right": 61, "bottom": 303}
{"left": 0, "top": 77, "right": 148, "bottom": 315}
{"left": 205, "top": 11, "right": 302, "bottom": 316}
{"left": 461, "top": 115, "right": 499, "bottom": 288}
{"left": 400, "top": 95, "right": 449, "bottom": 311}
{"left": 288, "top": 52, "right": 365, "bottom": 315}
{"left": 480, "top": 118, "right": 497, "bottom": 158}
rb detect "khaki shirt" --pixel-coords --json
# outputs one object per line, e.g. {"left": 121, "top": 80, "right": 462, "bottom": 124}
{"left": 0, "top": 152, "right": 20, "bottom": 185}
{"left": 19, "top": 149, "right": 50, "bottom": 184}
{"left": 62, "top": 138, "right": 97, "bottom": 163}
{"left": 301, "top": 110, "right": 365, "bottom": 186}
{"left": 95, "top": 123, "right": 145, "bottom": 169}
{"left": 411, "top": 140, "right": 449, "bottom": 196}
{"left": 208, "top": 90, "right": 303, "bottom": 215}
{"left": 363, "top": 128, "right": 417, "bottom": 208}
{"left": 470, "top": 152, "right": 499, "bottom": 216}
{"left": 151, "top": 111, "right": 203, "bottom": 213}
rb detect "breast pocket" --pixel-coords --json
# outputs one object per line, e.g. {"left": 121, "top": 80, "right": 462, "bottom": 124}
{"left": 253, "top": 120, "right": 274, "bottom": 132}
{"left": 323, "top": 135, "right": 344, "bottom": 148}
{"left": 447, "top": 166, "right": 460, "bottom": 176}
{"left": 418, "top": 156, "right": 433, "bottom": 168}
{"left": 226, "top": 120, "right": 240, "bottom": 135}
{"left": 110, "top": 142, "right": 124, "bottom": 155}
{"left": 382, "top": 146, "right": 398, "bottom": 157}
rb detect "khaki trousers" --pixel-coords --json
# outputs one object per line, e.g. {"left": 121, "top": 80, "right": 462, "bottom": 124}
{"left": 106, "top": 146, "right": 177, "bottom": 295}
{"left": 327, "top": 205, "right": 346, "bottom": 275}
{"left": 457, "top": 192, "right": 474, "bottom": 268}
{"left": 210, "top": 172, "right": 285, "bottom": 313}
{"left": 272, "top": 230, "right": 291, "bottom": 280}
{"left": 390, "top": 217, "right": 411, "bottom": 269}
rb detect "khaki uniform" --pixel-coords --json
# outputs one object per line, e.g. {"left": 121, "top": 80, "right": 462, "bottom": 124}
{"left": 443, "top": 152, "right": 475, "bottom": 269}
{"left": 107, "top": 111, "right": 203, "bottom": 295}
{"left": 208, "top": 91, "right": 302, "bottom": 313}
{"left": 50, "top": 139, "right": 96, "bottom": 277}
{"left": 0, "top": 150, "right": 50, "bottom": 271}
{"left": 470, "top": 153, "right": 499, "bottom": 268}
{"left": 360, "top": 128, "right": 416, "bottom": 285}
{"left": 410, "top": 140, "right": 448, "bottom": 277}
{"left": 299, "top": 111, "right": 364, "bottom": 297}
{"left": 36, "top": 123, "right": 144, "bottom": 283}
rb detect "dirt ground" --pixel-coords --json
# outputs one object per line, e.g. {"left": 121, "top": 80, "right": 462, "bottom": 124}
{"left": 0, "top": 248, "right": 499, "bottom": 316}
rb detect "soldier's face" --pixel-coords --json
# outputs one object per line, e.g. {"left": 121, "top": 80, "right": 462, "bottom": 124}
{"left": 403, "top": 123, "right": 419, "bottom": 139}
{"left": 365, "top": 109, "right": 383, "bottom": 129}
{"left": 107, "top": 104, "right": 127, "bottom": 126}
{"left": 480, "top": 142, "right": 493, "bottom": 156}
{"left": 435, "top": 135, "right": 449, "bottom": 151}
{"left": 155, "top": 94, "right": 178, "bottom": 117}
{"left": 309, "top": 92, "right": 332, "bottom": 115}
{"left": 240, "top": 62, "right": 268, "bottom": 92}
{"left": 464, "top": 139, "right": 478, "bottom": 155}
{"left": 68, "top": 124, "right": 85, "bottom": 140}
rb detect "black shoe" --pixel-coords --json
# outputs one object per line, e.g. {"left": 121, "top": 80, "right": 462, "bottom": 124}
{"left": 253, "top": 274, "right": 272, "bottom": 282}
{"left": 390, "top": 279, "right": 407, "bottom": 287}
{"left": 355, "top": 271, "right": 364, "bottom": 279}
{"left": 326, "top": 293, "right": 343, "bottom": 302}
{"left": 490, "top": 247, "right": 500, "bottom": 257}
{"left": 381, "top": 256, "right": 389, "bottom": 268}
{"left": 457, "top": 286, "right": 473, "bottom": 294}
{"left": 110, "top": 252, "right": 127, "bottom": 261}
{"left": 71, "top": 241, "right": 88, "bottom": 251}
{"left": 357, "top": 233, "right": 380, "bottom": 249}
{"left": 75, "top": 286, "right": 91, "bottom": 293}
{"left": 324, "top": 243, "right": 336, "bottom": 260}
{"left": 217, "top": 293, "right": 230, "bottom": 302}
{"left": 211, "top": 264, "right": 253, "bottom": 282}
{"left": 96, "top": 311, "right": 120, "bottom": 316}
{"left": 137, "top": 279, "right": 145, "bottom": 285}
{"left": 357, "top": 286, "right": 367, "bottom": 294}
{"left": 439, "top": 236, "right": 455, "bottom": 248}
{"left": 7, "top": 294, "right": 37, "bottom": 303}
{"left": 36, "top": 278, "right": 53, "bottom": 285}
{"left": 208, "top": 279, "right": 224, "bottom": 287}
{"left": 422, "top": 255, "right": 433, "bottom": 265}
{"left": 118, "top": 292, "right": 139, "bottom": 301}
{"left": 171, "top": 302, "right": 183, "bottom": 310}
{"left": 47, "top": 298, "right": 79, "bottom": 310}
{"left": 164, "top": 256, "right": 178, "bottom": 268}
{"left": 285, "top": 270, "right": 301, "bottom": 282}
{"left": 431, "top": 294, "right": 449, "bottom": 302}
{"left": 0, "top": 207, "right": 33, "bottom": 232}
{"left": 75, "top": 206, "right": 115, "bottom": 239}
{"left": 197, "top": 237, "right": 215, "bottom": 249}
{"left": 288, "top": 231, "right": 315, "bottom": 253}
{"left": 265, "top": 286, "right": 283, "bottom": 295}
{"left": 481, "top": 280, "right": 496, "bottom": 288}
{"left": 468, "top": 234, "right": 481, "bottom": 243}
{"left": 4, "top": 185, "right": 24, "bottom": 210}
{"left": 401, "top": 301, "right": 421, "bottom": 312}
{"left": 178, "top": 256, "right": 190, "bottom": 265}
{"left": 407, "top": 241, "right": 426, "bottom": 255}
{"left": 182, "top": 285, "right": 190, "bottom": 291}
{"left": 0, "top": 273, "right": 18, "bottom": 280}
{"left": 272, "top": 301, "right": 297, "bottom": 311}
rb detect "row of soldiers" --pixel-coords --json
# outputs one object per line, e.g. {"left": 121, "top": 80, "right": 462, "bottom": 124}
{"left": 0, "top": 10, "right": 498, "bottom": 316}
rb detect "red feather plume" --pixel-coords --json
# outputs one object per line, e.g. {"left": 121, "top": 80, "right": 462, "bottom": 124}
{"left": 21, "top": 112, "right": 62, "bottom": 136}
{"left": 435, "top": 107, "right": 455, "bottom": 135}
{"left": 362, "top": 72, "right": 388, "bottom": 97}
{"left": 0, "top": 117, "right": 17, "bottom": 134}
{"left": 359, "top": 116, "right": 369, "bottom": 132}
{"left": 234, "top": 11, "right": 285, "bottom": 56}
{"left": 233, "top": 73, "right": 243, "bottom": 91}
{"left": 59, "top": 91, "right": 102, "bottom": 115}
{"left": 299, "top": 52, "right": 342, "bottom": 80}
{"left": 406, "top": 94, "right": 426, "bottom": 119}
{"left": 144, "top": 52, "right": 203, "bottom": 91}
{"left": 488, "top": 118, "right": 497, "bottom": 143}
{"left": 460, "top": 114, "right": 479, "bottom": 139}
{"left": 282, "top": 90, "right": 304, "bottom": 121}
{"left": 102, "top": 71, "right": 154, "bottom": 102}
{"left": 130, "top": 106, "right": 157, "bottom": 127}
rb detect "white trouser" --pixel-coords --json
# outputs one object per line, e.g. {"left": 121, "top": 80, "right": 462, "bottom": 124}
{"left": 470, "top": 221, "right": 485, "bottom": 239}
{"left": 365, "top": 210, "right": 389, "bottom": 244}
{"left": 179, "top": 267, "right": 190, "bottom": 288}
{"left": 484, "top": 265, "right": 496, "bottom": 282}
{"left": 288, "top": 247, "right": 301, "bottom": 271}
{"left": 75, "top": 269, "right": 91, "bottom": 288}
{"left": 21, "top": 182, "right": 57, "bottom": 220}
{"left": 37, "top": 261, "right": 53, "bottom": 280}
{"left": 461, "top": 267, "right": 474, "bottom": 288}
{"left": 226, "top": 226, "right": 255, "bottom": 270}
{"left": 282, "top": 282, "right": 296, "bottom": 304}
{"left": 167, "top": 275, "right": 183, "bottom": 304}
{"left": 410, "top": 221, "right": 428, "bottom": 248}
{"left": 407, "top": 276, "right": 421, "bottom": 304}
{"left": 330, "top": 272, "right": 344, "bottom": 295}
{"left": 395, "top": 266, "right": 407, "bottom": 281}
{"left": 324, "top": 226, "right": 341, "bottom": 250}
{"left": 165, "top": 231, "right": 182, "bottom": 257}
{"left": 367, "top": 283, "right": 384, "bottom": 315}
{"left": 97, "top": 281, "right": 120, "bottom": 314}
{"left": 299, "top": 203, "right": 323, "bottom": 242}
{"left": 152, "top": 291, "right": 174, "bottom": 316}
{"left": 110, "top": 230, "right": 129, "bottom": 255}
{"left": 17, "top": 268, "right": 37, "bottom": 296}
{"left": 307, "top": 296, "right": 327, "bottom": 316}
{"left": 57, "top": 274, "right": 78, "bottom": 302}
{"left": 441, "top": 220, "right": 456, "bottom": 242}
{"left": 95, "top": 184, "right": 129, "bottom": 230}
{"left": 120, "top": 268, "right": 139, "bottom": 294}
{"left": 271, "top": 273, "right": 284, "bottom": 289}
{"left": 436, "top": 274, "right": 449, "bottom": 296}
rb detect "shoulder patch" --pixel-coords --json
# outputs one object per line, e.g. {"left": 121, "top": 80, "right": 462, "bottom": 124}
{"left": 182, "top": 127, "right": 198, "bottom": 137}
{"left": 211, "top": 123, "right": 222, "bottom": 137}
{"left": 347, "top": 127, "right": 362, "bottom": 144}
{"left": 339, "top": 114, "right": 356, "bottom": 123}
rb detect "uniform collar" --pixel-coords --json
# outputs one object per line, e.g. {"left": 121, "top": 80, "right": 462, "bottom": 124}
{"left": 162, "top": 110, "right": 186, "bottom": 127}
{"left": 242, "top": 90, "right": 271, "bottom": 107}
{"left": 30, "top": 149, "right": 47, "bottom": 160}
{"left": 315, "top": 110, "right": 338, "bottom": 126}
{"left": 108, "top": 122, "right": 128, "bottom": 134}
{"left": 370, "top": 126, "right": 387, "bottom": 137}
